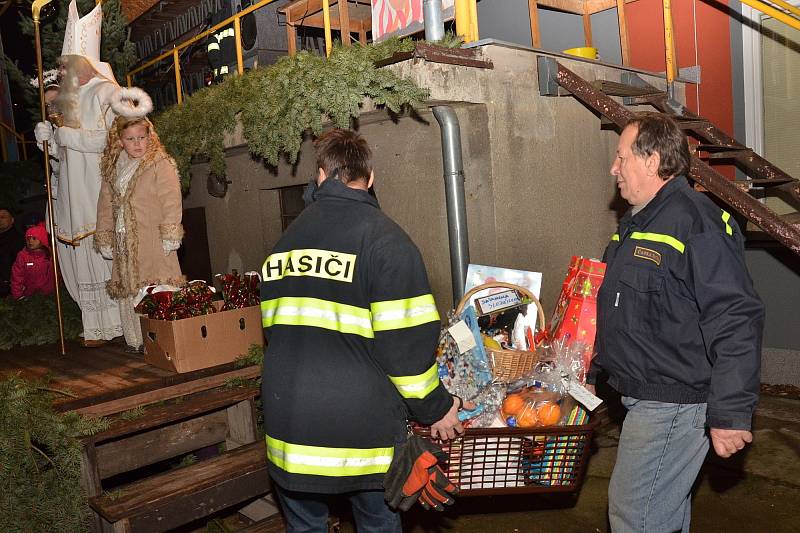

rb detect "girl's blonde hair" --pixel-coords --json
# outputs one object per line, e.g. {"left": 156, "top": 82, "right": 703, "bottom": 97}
{"left": 100, "top": 116, "right": 166, "bottom": 179}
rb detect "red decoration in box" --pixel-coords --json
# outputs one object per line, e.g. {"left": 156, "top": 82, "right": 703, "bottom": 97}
{"left": 135, "top": 281, "right": 217, "bottom": 320}
{"left": 547, "top": 256, "right": 606, "bottom": 379}
{"left": 216, "top": 271, "right": 260, "bottom": 310}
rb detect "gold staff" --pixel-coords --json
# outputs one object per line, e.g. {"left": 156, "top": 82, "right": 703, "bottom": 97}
{"left": 32, "top": 0, "right": 66, "bottom": 355}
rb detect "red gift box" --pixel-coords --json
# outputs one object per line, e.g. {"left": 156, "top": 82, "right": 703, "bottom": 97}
{"left": 547, "top": 257, "right": 606, "bottom": 378}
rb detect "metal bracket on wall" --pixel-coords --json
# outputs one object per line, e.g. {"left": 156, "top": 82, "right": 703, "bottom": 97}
{"left": 537, "top": 56, "right": 569, "bottom": 97}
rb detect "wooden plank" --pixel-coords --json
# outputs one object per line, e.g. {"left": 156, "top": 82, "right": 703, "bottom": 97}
{"left": 226, "top": 398, "right": 258, "bottom": 449}
{"left": 129, "top": 464, "right": 271, "bottom": 532}
{"left": 81, "top": 444, "right": 105, "bottom": 533}
{"left": 56, "top": 362, "right": 254, "bottom": 412}
{"left": 528, "top": 0, "right": 542, "bottom": 48}
{"left": 85, "top": 386, "right": 259, "bottom": 444}
{"left": 100, "top": 517, "right": 131, "bottom": 533}
{"left": 91, "top": 441, "right": 268, "bottom": 523}
{"left": 616, "top": 0, "right": 631, "bottom": 65}
{"left": 66, "top": 365, "right": 261, "bottom": 417}
{"left": 95, "top": 410, "right": 229, "bottom": 479}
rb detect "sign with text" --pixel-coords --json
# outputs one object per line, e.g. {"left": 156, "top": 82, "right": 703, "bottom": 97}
{"left": 475, "top": 289, "right": 522, "bottom": 316}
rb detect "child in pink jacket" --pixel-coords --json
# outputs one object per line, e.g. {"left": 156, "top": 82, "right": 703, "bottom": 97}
{"left": 11, "top": 222, "right": 55, "bottom": 299}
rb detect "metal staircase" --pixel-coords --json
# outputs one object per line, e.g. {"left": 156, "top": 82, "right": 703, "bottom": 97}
{"left": 537, "top": 57, "right": 800, "bottom": 256}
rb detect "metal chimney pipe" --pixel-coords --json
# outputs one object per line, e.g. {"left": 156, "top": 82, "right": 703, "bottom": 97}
{"left": 423, "top": 0, "right": 445, "bottom": 41}
{"left": 432, "top": 106, "right": 470, "bottom": 304}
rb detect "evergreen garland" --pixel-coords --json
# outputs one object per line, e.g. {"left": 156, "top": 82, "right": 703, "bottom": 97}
{"left": 0, "top": 293, "right": 83, "bottom": 350}
{"left": 154, "top": 38, "right": 426, "bottom": 190}
{"left": 0, "top": 376, "right": 109, "bottom": 532}
{"left": 2, "top": 0, "right": 137, "bottom": 122}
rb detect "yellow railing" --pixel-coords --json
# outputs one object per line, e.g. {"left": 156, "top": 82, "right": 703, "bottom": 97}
{"left": 127, "top": 0, "right": 482, "bottom": 100}
{"left": 740, "top": 0, "right": 800, "bottom": 30}
{"left": 125, "top": 0, "right": 279, "bottom": 103}
{"left": 0, "top": 120, "right": 30, "bottom": 162}
{"left": 661, "top": 0, "right": 799, "bottom": 95}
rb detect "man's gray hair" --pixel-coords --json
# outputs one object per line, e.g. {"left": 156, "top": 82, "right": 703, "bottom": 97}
{"left": 627, "top": 112, "right": 691, "bottom": 180}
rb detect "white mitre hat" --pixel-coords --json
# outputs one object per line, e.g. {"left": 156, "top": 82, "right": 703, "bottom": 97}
{"left": 60, "top": 0, "right": 118, "bottom": 84}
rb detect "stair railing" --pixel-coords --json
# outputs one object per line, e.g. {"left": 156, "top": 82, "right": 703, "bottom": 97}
{"left": 125, "top": 0, "right": 279, "bottom": 104}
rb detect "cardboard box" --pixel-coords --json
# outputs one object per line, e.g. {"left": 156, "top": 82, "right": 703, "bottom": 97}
{"left": 141, "top": 301, "right": 264, "bottom": 373}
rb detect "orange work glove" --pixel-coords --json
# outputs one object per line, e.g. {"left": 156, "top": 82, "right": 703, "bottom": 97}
{"left": 418, "top": 464, "right": 458, "bottom": 511}
{"left": 401, "top": 450, "right": 439, "bottom": 496}
{"left": 385, "top": 435, "right": 451, "bottom": 511}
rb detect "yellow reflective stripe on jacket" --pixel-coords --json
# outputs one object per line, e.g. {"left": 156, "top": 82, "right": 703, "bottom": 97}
{"left": 611, "top": 234, "right": 620, "bottom": 241}
{"left": 261, "top": 297, "right": 373, "bottom": 338}
{"left": 629, "top": 231, "right": 685, "bottom": 253}
{"left": 388, "top": 363, "right": 440, "bottom": 399}
{"left": 721, "top": 210, "right": 734, "bottom": 236}
{"left": 266, "top": 435, "right": 393, "bottom": 477}
{"left": 207, "top": 42, "right": 220, "bottom": 52}
{"left": 370, "top": 294, "right": 439, "bottom": 331}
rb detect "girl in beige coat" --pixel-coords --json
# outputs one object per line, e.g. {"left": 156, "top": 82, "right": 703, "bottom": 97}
{"left": 96, "top": 116, "right": 185, "bottom": 352}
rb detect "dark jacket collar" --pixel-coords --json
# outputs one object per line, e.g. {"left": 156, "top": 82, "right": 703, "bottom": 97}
{"left": 315, "top": 177, "right": 380, "bottom": 209}
{"left": 620, "top": 175, "right": 688, "bottom": 229}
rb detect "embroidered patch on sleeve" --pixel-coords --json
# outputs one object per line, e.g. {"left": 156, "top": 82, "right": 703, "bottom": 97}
{"left": 633, "top": 246, "right": 662, "bottom": 266}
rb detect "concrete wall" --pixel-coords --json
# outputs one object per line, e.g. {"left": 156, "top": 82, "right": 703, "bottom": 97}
{"left": 186, "top": 44, "right": 682, "bottom": 315}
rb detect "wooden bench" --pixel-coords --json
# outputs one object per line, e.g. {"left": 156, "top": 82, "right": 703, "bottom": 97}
{"left": 73, "top": 368, "right": 273, "bottom": 532}
{"left": 90, "top": 440, "right": 270, "bottom": 532}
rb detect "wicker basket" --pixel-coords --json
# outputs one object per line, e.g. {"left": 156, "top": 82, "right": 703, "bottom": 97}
{"left": 455, "top": 281, "right": 546, "bottom": 381}
{"left": 415, "top": 422, "right": 596, "bottom": 496}
{"left": 426, "top": 282, "right": 594, "bottom": 496}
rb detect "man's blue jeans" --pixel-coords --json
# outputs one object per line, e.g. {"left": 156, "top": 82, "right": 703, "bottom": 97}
{"left": 274, "top": 486, "right": 402, "bottom": 533}
{"left": 609, "top": 397, "right": 710, "bottom": 533}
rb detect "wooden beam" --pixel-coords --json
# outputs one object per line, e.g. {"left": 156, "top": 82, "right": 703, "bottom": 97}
{"left": 616, "top": 0, "right": 631, "bottom": 65}
{"left": 301, "top": 12, "right": 370, "bottom": 31}
{"left": 585, "top": 0, "right": 640, "bottom": 14}
{"left": 536, "top": 0, "right": 585, "bottom": 15}
{"left": 583, "top": 9, "right": 593, "bottom": 47}
{"left": 528, "top": 0, "right": 542, "bottom": 48}
{"left": 339, "top": 0, "right": 351, "bottom": 45}
{"left": 287, "top": 22, "right": 297, "bottom": 56}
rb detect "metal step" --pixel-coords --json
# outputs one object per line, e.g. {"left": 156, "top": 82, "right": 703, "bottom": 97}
{"left": 536, "top": 56, "right": 800, "bottom": 256}
{"left": 592, "top": 80, "right": 665, "bottom": 98}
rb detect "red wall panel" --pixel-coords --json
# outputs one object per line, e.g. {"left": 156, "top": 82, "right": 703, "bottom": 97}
{"left": 625, "top": 0, "right": 735, "bottom": 177}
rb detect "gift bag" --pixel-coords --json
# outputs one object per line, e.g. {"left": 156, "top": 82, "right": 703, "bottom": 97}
{"left": 547, "top": 257, "right": 606, "bottom": 377}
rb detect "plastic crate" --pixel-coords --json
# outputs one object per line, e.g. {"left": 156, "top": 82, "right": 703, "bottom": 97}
{"left": 415, "top": 422, "right": 596, "bottom": 496}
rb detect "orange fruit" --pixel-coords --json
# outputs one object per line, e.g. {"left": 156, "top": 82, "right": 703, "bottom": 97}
{"left": 536, "top": 402, "right": 562, "bottom": 426}
{"left": 516, "top": 407, "right": 540, "bottom": 428}
{"left": 502, "top": 393, "right": 525, "bottom": 416}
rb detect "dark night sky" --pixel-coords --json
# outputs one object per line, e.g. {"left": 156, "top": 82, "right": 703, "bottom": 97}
{"left": 2, "top": 4, "right": 43, "bottom": 130}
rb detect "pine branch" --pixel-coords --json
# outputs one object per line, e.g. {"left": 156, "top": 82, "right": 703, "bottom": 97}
{"left": 30, "top": 443, "right": 57, "bottom": 471}
{"left": 37, "top": 387, "right": 78, "bottom": 398}
{"left": 153, "top": 38, "right": 428, "bottom": 192}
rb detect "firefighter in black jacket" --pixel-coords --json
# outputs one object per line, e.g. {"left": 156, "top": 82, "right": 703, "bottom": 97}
{"left": 260, "top": 129, "right": 464, "bottom": 532}
{"left": 587, "top": 113, "right": 764, "bottom": 532}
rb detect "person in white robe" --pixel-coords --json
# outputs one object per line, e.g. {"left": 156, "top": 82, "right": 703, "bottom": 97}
{"left": 33, "top": 1, "right": 124, "bottom": 345}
